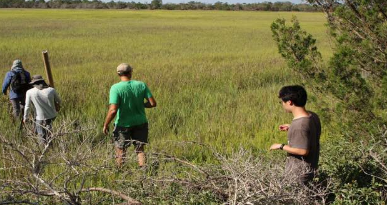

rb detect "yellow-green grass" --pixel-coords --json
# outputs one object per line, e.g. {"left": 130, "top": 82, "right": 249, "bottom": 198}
{"left": 0, "top": 9, "right": 331, "bottom": 159}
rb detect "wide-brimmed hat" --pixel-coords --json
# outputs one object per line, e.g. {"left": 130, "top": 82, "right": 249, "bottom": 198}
{"left": 30, "top": 75, "right": 45, "bottom": 84}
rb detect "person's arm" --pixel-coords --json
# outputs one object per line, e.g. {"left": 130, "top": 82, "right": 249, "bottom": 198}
{"left": 53, "top": 89, "right": 61, "bottom": 112}
{"left": 270, "top": 143, "right": 309, "bottom": 156}
{"left": 103, "top": 104, "right": 118, "bottom": 135}
{"left": 104, "top": 85, "right": 120, "bottom": 135}
{"left": 2, "top": 72, "right": 11, "bottom": 95}
{"left": 270, "top": 128, "right": 309, "bottom": 156}
{"left": 143, "top": 83, "right": 156, "bottom": 108}
{"left": 23, "top": 91, "right": 31, "bottom": 122}
{"left": 144, "top": 97, "right": 156, "bottom": 108}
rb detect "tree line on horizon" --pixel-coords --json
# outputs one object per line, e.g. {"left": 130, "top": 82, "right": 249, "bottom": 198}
{"left": 0, "top": 0, "right": 320, "bottom": 11}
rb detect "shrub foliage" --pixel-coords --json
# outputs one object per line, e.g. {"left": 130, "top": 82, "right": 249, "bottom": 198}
{"left": 271, "top": 0, "right": 387, "bottom": 203}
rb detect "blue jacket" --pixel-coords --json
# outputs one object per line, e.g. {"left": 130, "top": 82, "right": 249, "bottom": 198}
{"left": 2, "top": 60, "right": 31, "bottom": 100}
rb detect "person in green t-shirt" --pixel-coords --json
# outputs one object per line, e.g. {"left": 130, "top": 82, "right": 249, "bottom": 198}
{"left": 103, "top": 63, "right": 157, "bottom": 168}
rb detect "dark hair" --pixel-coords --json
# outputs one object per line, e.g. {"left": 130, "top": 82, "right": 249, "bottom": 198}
{"left": 278, "top": 85, "right": 307, "bottom": 107}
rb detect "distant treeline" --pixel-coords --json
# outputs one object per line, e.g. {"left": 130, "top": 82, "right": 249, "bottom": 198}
{"left": 0, "top": 0, "right": 320, "bottom": 11}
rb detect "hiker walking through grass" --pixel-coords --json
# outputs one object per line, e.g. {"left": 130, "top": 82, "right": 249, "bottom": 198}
{"left": 270, "top": 85, "right": 321, "bottom": 184}
{"left": 2, "top": 59, "right": 31, "bottom": 120}
{"left": 103, "top": 63, "right": 157, "bottom": 168}
{"left": 24, "top": 75, "right": 61, "bottom": 145}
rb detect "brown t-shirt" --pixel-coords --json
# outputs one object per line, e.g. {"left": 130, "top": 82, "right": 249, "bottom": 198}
{"left": 285, "top": 111, "right": 321, "bottom": 180}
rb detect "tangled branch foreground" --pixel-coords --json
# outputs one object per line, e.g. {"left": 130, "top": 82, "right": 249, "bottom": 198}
{"left": 0, "top": 120, "right": 332, "bottom": 204}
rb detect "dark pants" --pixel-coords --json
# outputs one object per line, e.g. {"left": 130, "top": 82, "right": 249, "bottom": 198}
{"left": 113, "top": 123, "right": 149, "bottom": 150}
{"left": 10, "top": 97, "right": 25, "bottom": 119}
{"left": 36, "top": 118, "right": 55, "bottom": 145}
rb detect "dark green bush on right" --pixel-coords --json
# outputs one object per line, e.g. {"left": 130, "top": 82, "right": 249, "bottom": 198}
{"left": 271, "top": 0, "right": 387, "bottom": 204}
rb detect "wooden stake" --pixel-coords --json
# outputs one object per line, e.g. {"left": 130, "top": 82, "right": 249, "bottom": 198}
{"left": 42, "top": 50, "right": 54, "bottom": 88}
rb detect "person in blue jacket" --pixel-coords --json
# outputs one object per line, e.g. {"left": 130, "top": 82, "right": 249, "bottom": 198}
{"left": 2, "top": 59, "right": 31, "bottom": 119}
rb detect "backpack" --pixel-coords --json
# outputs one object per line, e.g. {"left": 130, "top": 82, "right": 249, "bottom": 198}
{"left": 10, "top": 70, "right": 29, "bottom": 94}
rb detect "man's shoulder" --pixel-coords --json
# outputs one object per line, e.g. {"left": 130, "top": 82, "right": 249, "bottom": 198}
{"left": 133, "top": 81, "right": 149, "bottom": 90}
{"left": 110, "top": 82, "right": 129, "bottom": 94}
{"left": 111, "top": 82, "right": 123, "bottom": 89}
{"left": 111, "top": 81, "right": 146, "bottom": 91}
{"left": 46, "top": 87, "right": 56, "bottom": 92}
{"left": 6, "top": 71, "right": 14, "bottom": 76}
{"left": 290, "top": 119, "right": 306, "bottom": 130}
{"left": 294, "top": 111, "right": 321, "bottom": 130}
{"left": 290, "top": 114, "right": 316, "bottom": 130}
{"left": 26, "top": 87, "right": 38, "bottom": 94}
{"left": 7, "top": 69, "right": 29, "bottom": 77}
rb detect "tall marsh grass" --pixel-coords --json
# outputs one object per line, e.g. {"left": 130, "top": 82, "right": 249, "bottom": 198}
{"left": 0, "top": 9, "right": 330, "bottom": 158}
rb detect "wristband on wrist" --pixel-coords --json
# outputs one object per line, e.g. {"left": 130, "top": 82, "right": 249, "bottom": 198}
{"left": 280, "top": 144, "right": 285, "bottom": 150}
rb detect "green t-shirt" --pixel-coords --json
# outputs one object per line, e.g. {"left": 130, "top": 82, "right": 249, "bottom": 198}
{"left": 109, "top": 80, "right": 153, "bottom": 127}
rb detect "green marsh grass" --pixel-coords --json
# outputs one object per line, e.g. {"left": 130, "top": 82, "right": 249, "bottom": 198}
{"left": 0, "top": 9, "right": 331, "bottom": 160}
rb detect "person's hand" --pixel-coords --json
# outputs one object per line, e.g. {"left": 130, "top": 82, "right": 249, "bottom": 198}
{"left": 103, "top": 125, "right": 109, "bottom": 135}
{"left": 270, "top": 143, "right": 282, "bottom": 150}
{"left": 279, "top": 124, "right": 290, "bottom": 131}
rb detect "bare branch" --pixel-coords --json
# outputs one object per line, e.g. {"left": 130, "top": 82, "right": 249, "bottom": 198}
{"left": 80, "top": 187, "right": 141, "bottom": 205}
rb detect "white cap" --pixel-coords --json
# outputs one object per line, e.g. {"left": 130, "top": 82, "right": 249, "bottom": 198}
{"left": 117, "top": 63, "right": 133, "bottom": 74}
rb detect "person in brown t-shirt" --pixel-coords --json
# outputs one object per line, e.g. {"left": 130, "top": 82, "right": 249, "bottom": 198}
{"left": 270, "top": 85, "right": 321, "bottom": 184}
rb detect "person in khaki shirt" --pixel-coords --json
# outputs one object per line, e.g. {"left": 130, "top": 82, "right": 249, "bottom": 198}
{"left": 270, "top": 85, "right": 321, "bottom": 184}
